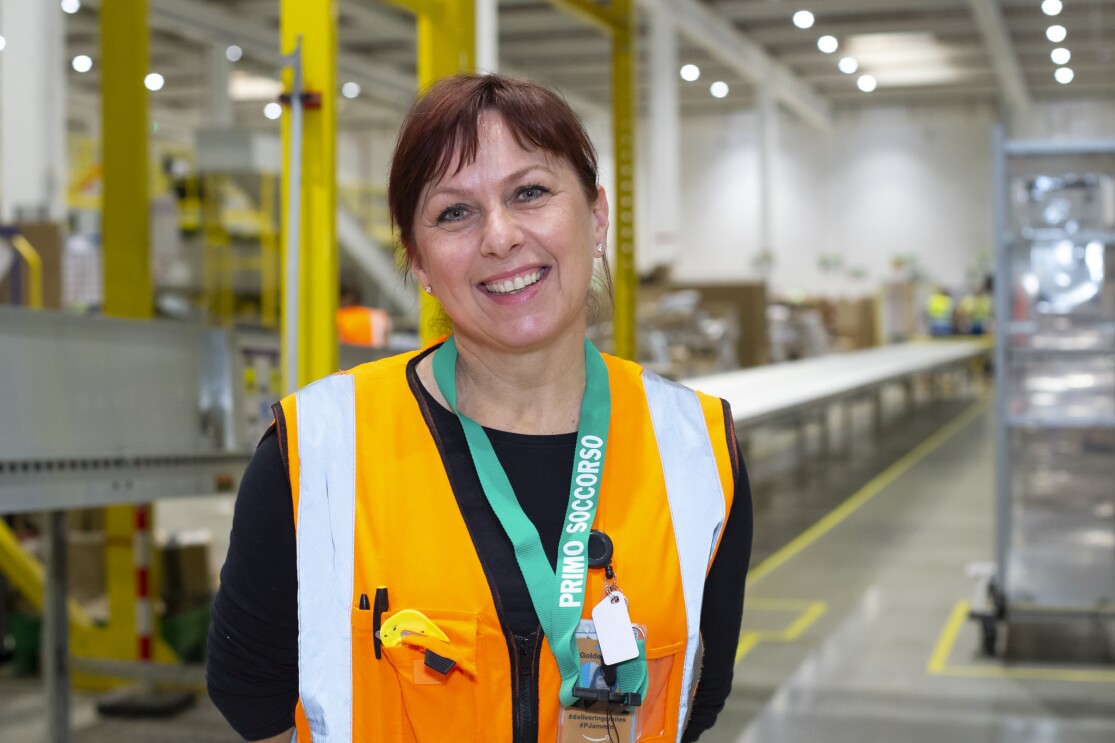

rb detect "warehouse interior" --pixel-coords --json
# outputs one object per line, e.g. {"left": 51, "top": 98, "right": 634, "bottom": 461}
{"left": 0, "top": 0, "right": 1113, "bottom": 741}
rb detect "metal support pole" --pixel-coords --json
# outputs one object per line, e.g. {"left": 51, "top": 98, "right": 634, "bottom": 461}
{"left": 280, "top": 39, "right": 305, "bottom": 394}
{"left": 646, "top": 0, "right": 680, "bottom": 272}
{"left": 475, "top": 0, "right": 498, "bottom": 73}
{"left": 281, "top": 0, "right": 338, "bottom": 388}
{"left": 43, "top": 511, "right": 70, "bottom": 743}
{"left": 758, "top": 86, "right": 779, "bottom": 266}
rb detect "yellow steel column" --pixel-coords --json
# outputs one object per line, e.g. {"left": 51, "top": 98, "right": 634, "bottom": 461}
{"left": 610, "top": 0, "right": 637, "bottom": 360}
{"left": 414, "top": 0, "right": 475, "bottom": 343}
{"left": 99, "top": 0, "right": 155, "bottom": 665}
{"left": 101, "top": 0, "right": 152, "bottom": 319}
{"left": 281, "top": 0, "right": 338, "bottom": 387}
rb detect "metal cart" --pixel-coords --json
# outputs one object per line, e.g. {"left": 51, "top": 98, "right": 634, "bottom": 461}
{"left": 975, "top": 132, "right": 1115, "bottom": 654}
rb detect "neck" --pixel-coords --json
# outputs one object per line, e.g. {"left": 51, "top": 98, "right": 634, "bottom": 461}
{"left": 424, "top": 333, "right": 589, "bottom": 435}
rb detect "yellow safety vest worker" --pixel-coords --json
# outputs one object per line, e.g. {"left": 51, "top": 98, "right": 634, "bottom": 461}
{"left": 275, "top": 346, "right": 736, "bottom": 743}
{"left": 927, "top": 292, "right": 953, "bottom": 322}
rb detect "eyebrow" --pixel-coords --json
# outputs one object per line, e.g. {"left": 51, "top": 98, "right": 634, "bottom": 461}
{"left": 422, "top": 162, "right": 558, "bottom": 206}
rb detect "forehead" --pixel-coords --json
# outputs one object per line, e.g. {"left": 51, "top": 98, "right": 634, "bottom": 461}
{"left": 441, "top": 112, "right": 556, "bottom": 179}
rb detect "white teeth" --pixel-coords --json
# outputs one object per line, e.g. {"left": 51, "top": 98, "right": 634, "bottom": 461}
{"left": 485, "top": 269, "right": 543, "bottom": 295}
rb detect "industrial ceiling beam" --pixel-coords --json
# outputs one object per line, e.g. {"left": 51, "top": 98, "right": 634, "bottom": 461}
{"left": 964, "top": 0, "right": 1032, "bottom": 115}
{"left": 81, "top": 0, "right": 416, "bottom": 109}
{"left": 641, "top": 0, "right": 831, "bottom": 131}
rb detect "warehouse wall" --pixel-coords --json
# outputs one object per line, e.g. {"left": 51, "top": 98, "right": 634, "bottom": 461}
{"left": 661, "top": 98, "right": 1115, "bottom": 298}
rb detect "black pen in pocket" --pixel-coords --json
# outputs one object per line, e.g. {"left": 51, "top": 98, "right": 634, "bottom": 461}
{"left": 372, "top": 586, "right": 389, "bottom": 659}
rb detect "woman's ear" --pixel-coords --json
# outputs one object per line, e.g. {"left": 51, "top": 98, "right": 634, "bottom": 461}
{"left": 592, "top": 185, "right": 610, "bottom": 247}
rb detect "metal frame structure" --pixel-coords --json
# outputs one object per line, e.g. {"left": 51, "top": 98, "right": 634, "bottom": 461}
{"left": 980, "top": 130, "right": 1115, "bottom": 653}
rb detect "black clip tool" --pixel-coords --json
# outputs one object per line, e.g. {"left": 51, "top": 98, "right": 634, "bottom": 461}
{"left": 372, "top": 586, "right": 389, "bottom": 659}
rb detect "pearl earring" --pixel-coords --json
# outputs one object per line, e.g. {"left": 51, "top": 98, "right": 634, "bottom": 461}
{"left": 423, "top": 285, "right": 433, "bottom": 295}
{"left": 594, "top": 243, "right": 604, "bottom": 255}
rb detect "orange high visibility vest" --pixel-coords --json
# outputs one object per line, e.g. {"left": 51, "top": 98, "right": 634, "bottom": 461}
{"left": 277, "top": 346, "right": 736, "bottom": 743}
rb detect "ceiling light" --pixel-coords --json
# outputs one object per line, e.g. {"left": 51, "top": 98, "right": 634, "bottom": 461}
{"left": 1054, "top": 67, "right": 1074, "bottom": 84}
{"left": 229, "top": 70, "right": 284, "bottom": 101}
{"left": 680, "top": 64, "right": 700, "bottom": 82}
{"left": 1042, "top": 0, "right": 1063, "bottom": 16}
{"left": 72, "top": 54, "right": 92, "bottom": 73}
{"left": 1046, "top": 25, "right": 1067, "bottom": 43}
{"left": 263, "top": 102, "right": 283, "bottom": 120}
{"left": 225, "top": 45, "right": 243, "bottom": 62}
{"left": 1051, "top": 47, "right": 1071, "bottom": 65}
{"left": 818, "top": 35, "right": 839, "bottom": 53}
{"left": 857, "top": 74, "right": 877, "bottom": 92}
{"left": 144, "top": 72, "right": 164, "bottom": 91}
{"left": 710, "top": 81, "right": 729, "bottom": 98}
{"left": 341, "top": 81, "right": 361, "bottom": 99}
{"left": 61, "top": 0, "right": 81, "bottom": 14}
{"left": 793, "top": 10, "right": 815, "bottom": 29}
{"left": 838, "top": 56, "right": 858, "bottom": 74}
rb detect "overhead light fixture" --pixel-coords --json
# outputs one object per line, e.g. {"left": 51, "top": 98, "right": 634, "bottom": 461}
{"left": 1054, "top": 67, "right": 1074, "bottom": 84}
{"left": 263, "top": 102, "right": 283, "bottom": 120}
{"left": 61, "top": 0, "right": 81, "bottom": 14}
{"left": 844, "top": 32, "right": 966, "bottom": 87}
{"left": 72, "top": 54, "right": 92, "bottom": 73}
{"left": 793, "top": 10, "right": 815, "bottom": 29}
{"left": 225, "top": 45, "right": 243, "bottom": 62}
{"left": 341, "top": 81, "right": 361, "bottom": 99}
{"left": 838, "top": 56, "right": 858, "bottom": 74}
{"left": 710, "top": 81, "right": 729, "bottom": 98}
{"left": 680, "top": 64, "right": 700, "bottom": 82}
{"left": 229, "top": 70, "right": 284, "bottom": 101}
{"left": 1046, "top": 24, "right": 1067, "bottom": 43}
{"left": 818, "top": 35, "right": 839, "bottom": 53}
{"left": 1042, "top": 0, "right": 1063, "bottom": 16}
{"left": 144, "top": 72, "right": 164, "bottom": 91}
{"left": 1051, "top": 47, "right": 1071, "bottom": 65}
{"left": 857, "top": 74, "right": 877, "bottom": 92}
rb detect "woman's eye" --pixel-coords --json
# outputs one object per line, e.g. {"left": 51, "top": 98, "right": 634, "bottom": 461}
{"left": 517, "top": 184, "right": 548, "bottom": 201}
{"left": 437, "top": 205, "right": 469, "bottom": 223}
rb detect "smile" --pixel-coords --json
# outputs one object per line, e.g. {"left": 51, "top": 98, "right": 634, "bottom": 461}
{"left": 482, "top": 268, "right": 545, "bottom": 295}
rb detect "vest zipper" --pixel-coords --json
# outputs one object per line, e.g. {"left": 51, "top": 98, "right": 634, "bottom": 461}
{"left": 512, "top": 631, "right": 540, "bottom": 743}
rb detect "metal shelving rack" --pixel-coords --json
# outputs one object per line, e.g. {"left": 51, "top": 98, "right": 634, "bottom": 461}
{"left": 979, "top": 132, "right": 1115, "bottom": 652}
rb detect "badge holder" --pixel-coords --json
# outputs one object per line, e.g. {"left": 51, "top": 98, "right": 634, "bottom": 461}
{"left": 557, "top": 620, "right": 644, "bottom": 743}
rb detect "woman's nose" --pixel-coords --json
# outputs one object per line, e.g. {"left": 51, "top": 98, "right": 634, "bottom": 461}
{"left": 480, "top": 205, "right": 525, "bottom": 257}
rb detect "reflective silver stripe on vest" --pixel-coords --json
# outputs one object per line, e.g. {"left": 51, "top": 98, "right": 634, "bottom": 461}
{"left": 642, "top": 371, "right": 727, "bottom": 743}
{"left": 294, "top": 374, "right": 357, "bottom": 742}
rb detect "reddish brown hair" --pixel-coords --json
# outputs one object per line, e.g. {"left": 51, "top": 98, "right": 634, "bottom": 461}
{"left": 388, "top": 74, "right": 599, "bottom": 269}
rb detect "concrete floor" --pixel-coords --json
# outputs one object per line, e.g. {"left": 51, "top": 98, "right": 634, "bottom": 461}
{"left": 3, "top": 383, "right": 1114, "bottom": 742}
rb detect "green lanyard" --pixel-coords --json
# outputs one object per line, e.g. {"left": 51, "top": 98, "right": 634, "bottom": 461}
{"left": 432, "top": 336, "right": 644, "bottom": 707}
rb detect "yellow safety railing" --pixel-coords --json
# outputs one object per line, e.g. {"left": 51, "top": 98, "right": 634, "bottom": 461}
{"left": 8, "top": 233, "right": 43, "bottom": 310}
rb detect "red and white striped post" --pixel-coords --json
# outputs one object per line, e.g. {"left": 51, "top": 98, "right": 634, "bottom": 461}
{"left": 134, "top": 505, "right": 153, "bottom": 663}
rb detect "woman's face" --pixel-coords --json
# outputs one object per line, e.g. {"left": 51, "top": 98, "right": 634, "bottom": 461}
{"left": 412, "top": 112, "right": 609, "bottom": 356}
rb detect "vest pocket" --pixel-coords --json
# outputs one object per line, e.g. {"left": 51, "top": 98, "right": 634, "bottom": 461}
{"left": 634, "top": 640, "right": 684, "bottom": 742}
{"left": 380, "top": 609, "right": 480, "bottom": 743}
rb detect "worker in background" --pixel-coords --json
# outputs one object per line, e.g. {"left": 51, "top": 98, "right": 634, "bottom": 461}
{"left": 927, "top": 286, "right": 955, "bottom": 336}
{"left": 335, "top": 278, "right": 391, "bottom": 348}
{"left": 958, "top": 277, "right": 993, "bottom": 335}
{"left": 208, "top": 74, "right": 752, "bottom": 743}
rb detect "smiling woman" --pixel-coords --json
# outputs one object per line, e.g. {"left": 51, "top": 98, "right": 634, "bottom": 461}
{"left": 208, "top": 73, "right": 752, "bottom": 743}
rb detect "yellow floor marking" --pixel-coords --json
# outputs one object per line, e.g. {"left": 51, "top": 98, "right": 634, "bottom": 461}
{"left": 735, "top": 601, "right": 828, "bottom": 663}
{"left": 747, "top": 397, "right": 990, "bottom": 587}
{"left": 927, "top": 601, "right": 1115, "bottom": 683}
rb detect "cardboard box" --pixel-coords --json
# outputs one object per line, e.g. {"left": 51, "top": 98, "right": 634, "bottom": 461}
{"left": 670, "top": 282, "right": 770, "bottom": 368}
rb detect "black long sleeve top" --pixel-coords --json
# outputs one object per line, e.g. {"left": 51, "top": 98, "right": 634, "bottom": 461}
{"left": 207, "top": 356, "right": 753, "bottom": 742}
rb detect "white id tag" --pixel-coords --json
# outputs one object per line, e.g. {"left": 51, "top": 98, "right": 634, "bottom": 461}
{"left": 591, "top": 592, "right": 639, "bottom": 665}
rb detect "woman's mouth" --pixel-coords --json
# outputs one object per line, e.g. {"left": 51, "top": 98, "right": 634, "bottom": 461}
{"left": 482, "top": 268, "right": 546, "bottom": 295}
